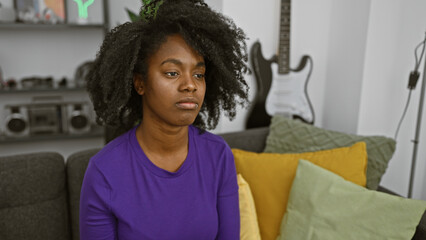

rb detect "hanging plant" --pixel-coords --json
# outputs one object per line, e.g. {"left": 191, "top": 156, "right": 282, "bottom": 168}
{"left": 125, "top": 0, "right": 164, "bottom": 22}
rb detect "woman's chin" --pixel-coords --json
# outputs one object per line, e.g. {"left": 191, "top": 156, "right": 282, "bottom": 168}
{"left": 174, "top": 117, "right": 198, "bottom": 127}
{"left": 160, "top": 112, "right": 198, "bottom": 128}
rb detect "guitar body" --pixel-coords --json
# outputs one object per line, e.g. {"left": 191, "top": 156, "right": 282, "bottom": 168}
{"left": 246, "top": 41, "right": 314, "bottom": 128}
{"left": 246, "top": 42, "right": 275, "bottom": 129}
{"left": 267, "top": 55, "right": 314, "bottom": 123}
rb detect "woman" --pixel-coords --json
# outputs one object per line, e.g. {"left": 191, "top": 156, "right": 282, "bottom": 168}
{"left": 80, "top": 0, "right": 249, "bottom": 239}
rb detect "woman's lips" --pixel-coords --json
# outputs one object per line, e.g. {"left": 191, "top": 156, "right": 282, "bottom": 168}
{"left": 176, "top": 97, "right": 199, "bottom": 110}
{"left": 176, "top": 102, "right": 199, "bottom": 110}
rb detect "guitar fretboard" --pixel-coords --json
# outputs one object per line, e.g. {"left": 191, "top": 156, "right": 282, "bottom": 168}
{"left": 278, "top": 0, "right": 291, "bottom": 74}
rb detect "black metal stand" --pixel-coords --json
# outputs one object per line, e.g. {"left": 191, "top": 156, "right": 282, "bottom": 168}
{"left": 408, "top": 52, "right": 426, "bottom": 198}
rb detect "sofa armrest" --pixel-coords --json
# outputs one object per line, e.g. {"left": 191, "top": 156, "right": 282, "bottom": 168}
{"left": 67, "top": 148, "right": 101, "bottom": 240}
{"left": 377, "top": 186, "right": 426, "bottom": 240}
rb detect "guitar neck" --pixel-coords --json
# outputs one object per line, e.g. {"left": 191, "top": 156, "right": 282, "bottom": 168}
{"left": 278, "top": 0, "right": 291, "bottom": 74}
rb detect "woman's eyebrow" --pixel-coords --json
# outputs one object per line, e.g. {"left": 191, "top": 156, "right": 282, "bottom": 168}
{"left": 161, "top": 58, "right": 182, "bottom": 66}
{"left": 195, "top": 62, "right": 206, "bottom": 68}
{"left": 161, "top": 58, "right": 205, "bottom": 68}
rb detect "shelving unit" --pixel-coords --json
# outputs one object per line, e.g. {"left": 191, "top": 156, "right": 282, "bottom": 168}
{"left": 0, "top": 0, "right": 110, "bottom": 34}
{"left": 0, "top": 1, "right": 110, "bottom": 144}
{"left": 0, "top": 23, "right": 105, "bottom": 30}
{"left": 0, "top": 125, "right": 104, "bottom": 143}
{"left": 0, "top": 86, "right": 87, "bottom": 94}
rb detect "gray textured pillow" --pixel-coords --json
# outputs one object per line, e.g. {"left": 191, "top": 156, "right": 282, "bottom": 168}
{"left": 264, "top": 115, "right": 396, "bottom": 190}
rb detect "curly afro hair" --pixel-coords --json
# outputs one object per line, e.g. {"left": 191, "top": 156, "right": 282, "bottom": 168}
{"left": 87, "top": 0, "right": 249, "bottom": 133}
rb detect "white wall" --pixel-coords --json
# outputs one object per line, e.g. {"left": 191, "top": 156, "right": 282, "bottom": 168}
{"left": 322, "top": 0, "right": 371, "bottom": 134}
{"left": 358, "top": 0, "right": 426, "bottom": 199}
{"left": 108, "top": 0, "right": 140, "bottom": 27}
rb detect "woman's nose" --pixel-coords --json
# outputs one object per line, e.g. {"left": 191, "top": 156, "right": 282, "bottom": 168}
{"left": 179, "top": 73, "right": 197, "bottom": 92}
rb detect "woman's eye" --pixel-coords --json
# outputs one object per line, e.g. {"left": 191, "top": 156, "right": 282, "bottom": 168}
{"left": 166, "top": 72, "right": 179, "bottom": 77}
{"left": 194, "top": 73, "right": 205, "bottom": 79}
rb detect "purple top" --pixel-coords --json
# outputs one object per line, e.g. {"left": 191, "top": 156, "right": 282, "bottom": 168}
{"left": 80, "top": 125, "right": 240, "bottom": 240}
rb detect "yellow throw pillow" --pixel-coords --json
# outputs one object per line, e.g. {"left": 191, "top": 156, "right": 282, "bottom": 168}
{"left": 232, "top": 142, "right": 368, "bottom": 240}
{"left": 238, "top": 174, "right": 261, "bottom": 240}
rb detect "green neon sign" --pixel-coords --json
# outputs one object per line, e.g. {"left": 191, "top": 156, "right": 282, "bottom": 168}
{"left": 73, "top": 0, "right": 95, "bottom": 19}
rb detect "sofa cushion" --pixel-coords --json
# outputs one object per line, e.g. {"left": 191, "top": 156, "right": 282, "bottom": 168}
{"left": 66, "top": 148, "right": 100, "bottom": 240}
{"left": 232, "top": 142, "right": 367, "bottom": 240}
{"left": 264, "top": 115, "right": 396, "bottom": 190}
{"left": 0, "top": 152, "right": 69, "bottom": 240}
{"left": 237, "top": 174, "right": 261, "bottom": 240}
{"left": 277, "top": 160, "right": 426, "bottom": 240}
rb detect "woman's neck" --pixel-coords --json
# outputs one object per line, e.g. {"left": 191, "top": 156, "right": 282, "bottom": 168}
{"left": 135, "top": 119, "right": 189, "bottom": 156}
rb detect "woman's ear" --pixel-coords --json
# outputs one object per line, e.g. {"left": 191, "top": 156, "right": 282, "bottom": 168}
{"left": 133, "top": 73, "right": 145, "bottom": 95}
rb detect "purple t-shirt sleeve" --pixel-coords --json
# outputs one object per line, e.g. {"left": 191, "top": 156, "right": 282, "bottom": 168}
{"left": 216, "top": 146, "right": 240, "bottom": 239}
{"left": 80, "top": 161, "right": 117, "bottom": 240}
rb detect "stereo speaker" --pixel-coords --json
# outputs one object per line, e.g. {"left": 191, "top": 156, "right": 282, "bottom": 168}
{"left": 67, "top": 103, "right": 91, "bottom": 134}
{"left": 4, "top": 106, "right": 30, "bottom": 137}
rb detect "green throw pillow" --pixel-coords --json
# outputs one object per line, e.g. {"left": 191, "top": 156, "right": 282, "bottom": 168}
{"left": 277, "top": 160, "right": 426, "bottom": 240}
{"left": 264, "top": 115, "right": 396, "bottom": 190}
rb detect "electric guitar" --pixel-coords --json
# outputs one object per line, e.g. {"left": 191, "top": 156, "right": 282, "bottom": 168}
{"left": 246, "top": 0, "right": 315, "bottom": 129}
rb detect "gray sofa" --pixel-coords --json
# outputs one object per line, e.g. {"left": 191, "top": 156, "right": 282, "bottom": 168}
{"left": 1, "top": 127, "right": 425, "bottom": 240}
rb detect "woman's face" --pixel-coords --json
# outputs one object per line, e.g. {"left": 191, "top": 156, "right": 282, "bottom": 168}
{"left": 134, "top": 34, "right": 206, "bottom": 128}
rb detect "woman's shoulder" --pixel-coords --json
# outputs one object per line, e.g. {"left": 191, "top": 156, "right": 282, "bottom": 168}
{"left": 191, "top": 125, "right": 227, "bottom": 143}
{"left": 90, "top": 127, "right": 135, "bottom": 167}
{"left": 190, "top": 125, "right": 231, "bottom": 153}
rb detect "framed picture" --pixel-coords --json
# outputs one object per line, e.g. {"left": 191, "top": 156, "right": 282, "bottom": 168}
{"left": 15, "top": 0, "right": 66, "bottom": 24}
